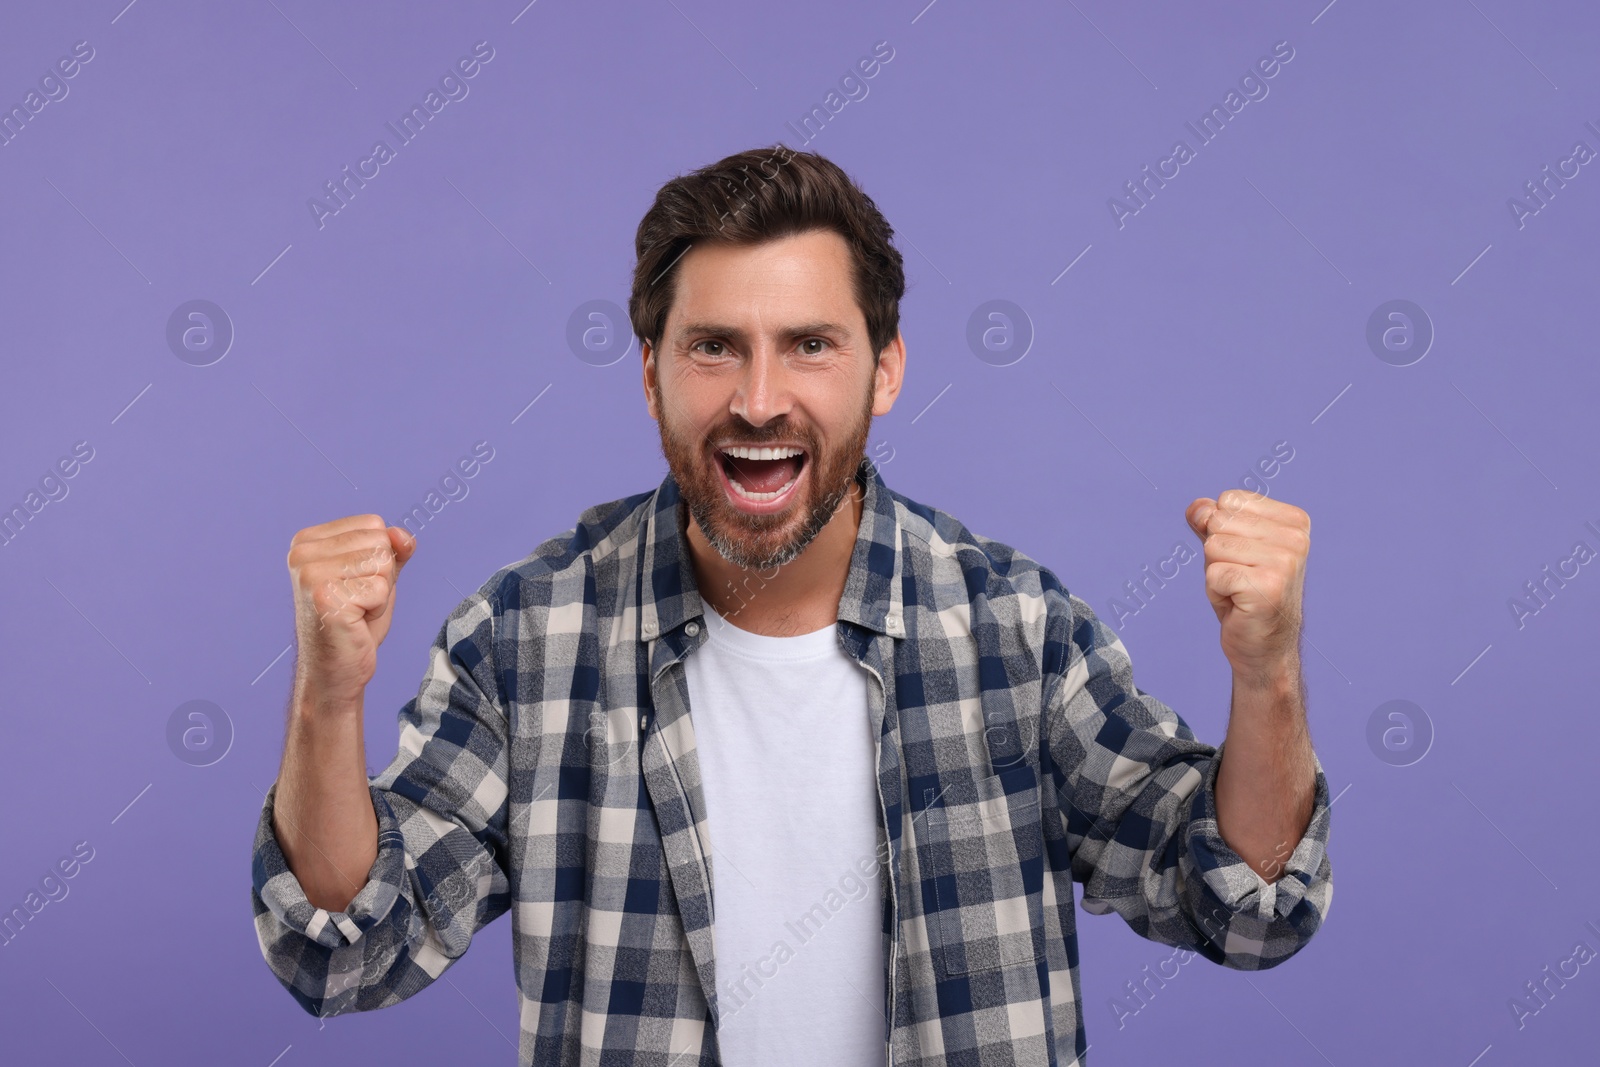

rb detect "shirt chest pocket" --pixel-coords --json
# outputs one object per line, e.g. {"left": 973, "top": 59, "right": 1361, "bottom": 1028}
{"left": 921, "top": 763, "right": 1046, "bottom": 978}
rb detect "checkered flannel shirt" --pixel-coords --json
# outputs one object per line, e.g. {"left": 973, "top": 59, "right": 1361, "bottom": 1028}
{"left": 251, "top": 456, "right": 1333, "bottom": 1065}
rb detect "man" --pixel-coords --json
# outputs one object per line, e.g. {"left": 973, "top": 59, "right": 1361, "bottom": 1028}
{"left": 252, "top": 145, "right": 1332, "bottom": 1066}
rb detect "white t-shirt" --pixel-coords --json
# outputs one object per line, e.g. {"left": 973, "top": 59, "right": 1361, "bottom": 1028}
{"left": 683, "top": 598, "right": 885, "bottom": 1066}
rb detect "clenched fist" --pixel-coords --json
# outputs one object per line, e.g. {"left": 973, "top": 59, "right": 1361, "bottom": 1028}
{"left": 287, "top": 514, "right": 416, "bottom": 708}
{"left": 1184, "top": 490, "right": 1310, "bottom": 681}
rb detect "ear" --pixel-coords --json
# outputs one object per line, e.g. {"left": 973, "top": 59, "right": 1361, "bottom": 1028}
{"left": 871, "top": 330, "right": 906, "bottom": 417}
{"left": 642, "top": 340, "right": 660, "bottom": 421}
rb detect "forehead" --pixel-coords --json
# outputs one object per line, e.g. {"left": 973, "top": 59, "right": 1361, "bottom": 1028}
{"left": 667, "top": 229, "right": 862, "bottom": 329}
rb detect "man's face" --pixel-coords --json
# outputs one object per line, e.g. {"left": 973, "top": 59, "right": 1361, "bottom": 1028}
{"left": 643, "top": 228, "right": 901, "bottom": 571}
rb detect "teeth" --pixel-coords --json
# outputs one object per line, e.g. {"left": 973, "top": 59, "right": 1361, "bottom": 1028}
{"left": 727, "top": 471, "right": 800, "bottom": 502}
{"left": 720, "top": 445, "right": 804, "bottom": 461}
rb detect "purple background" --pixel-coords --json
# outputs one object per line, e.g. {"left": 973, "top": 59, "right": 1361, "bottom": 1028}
{"left": 2, "top": 1, "right": 1596, "bottom": 1063}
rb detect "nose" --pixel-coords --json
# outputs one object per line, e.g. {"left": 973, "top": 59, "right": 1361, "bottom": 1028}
{"left": 731, "top": 343, "right": 792, "bottom": 429}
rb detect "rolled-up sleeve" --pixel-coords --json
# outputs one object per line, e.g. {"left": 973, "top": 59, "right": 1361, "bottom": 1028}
{"left": 250, "top": 587, "right": 515, "bottom": 1016}
{"left": 1042, "top": 590, "right": 1332, "bottom": 970}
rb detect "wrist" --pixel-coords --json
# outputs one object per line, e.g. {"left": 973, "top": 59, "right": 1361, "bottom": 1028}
{"left": 1230, "top": 655, "right": 1299, "bottom": 694}
{"left": 291, "top": 659, "right": 367, "bottom": 718}
{"left": 290, "top": 682, "right": 365, "bottom": 725}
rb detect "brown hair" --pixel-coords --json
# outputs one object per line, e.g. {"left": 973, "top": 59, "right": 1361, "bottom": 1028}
{"left": 629, "top": 145, "right": 906, "bottom": 364}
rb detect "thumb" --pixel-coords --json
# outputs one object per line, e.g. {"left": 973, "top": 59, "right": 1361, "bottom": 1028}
{"left": 1186, "top": 498, "right": 1216, "bottom": 543}
{"left": 387, "top": 525, "right": 417, "bottom": 573}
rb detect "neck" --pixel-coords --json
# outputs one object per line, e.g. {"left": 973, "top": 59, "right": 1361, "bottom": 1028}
{"left": 685, "top": 474, "right": 865, "bottom": 637}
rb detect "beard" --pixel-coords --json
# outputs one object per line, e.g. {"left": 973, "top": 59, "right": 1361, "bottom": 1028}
{"left": 655, "top": 378, "right": 875, "bottom": 572}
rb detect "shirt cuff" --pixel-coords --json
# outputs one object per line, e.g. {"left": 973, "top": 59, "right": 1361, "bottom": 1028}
{"left": 251, "top": 780, "right": 409, "bottom": 950}
{"left": 1183, "top": 740, "right": 1334, "bottom": 925}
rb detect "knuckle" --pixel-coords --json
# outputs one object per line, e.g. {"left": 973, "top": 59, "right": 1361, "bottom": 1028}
{"left": 1208, "top": 532, "right": 1245, "bottom": 555}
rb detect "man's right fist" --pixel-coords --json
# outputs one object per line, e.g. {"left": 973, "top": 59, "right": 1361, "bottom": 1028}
{"left": 286, "top": 515, "right": 416, "bottom": 706}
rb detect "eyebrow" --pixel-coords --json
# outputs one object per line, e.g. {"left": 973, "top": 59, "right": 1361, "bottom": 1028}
{"left": 673, "top": 321, "right": 851, "bottom": 344}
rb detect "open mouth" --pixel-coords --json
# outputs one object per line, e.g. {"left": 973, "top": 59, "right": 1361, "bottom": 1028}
{"left": 717, "top": 444, "right": 808, "bottom": 508}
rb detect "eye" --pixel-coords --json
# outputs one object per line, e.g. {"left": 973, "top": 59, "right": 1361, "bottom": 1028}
{"left": 799, "top": 337, "right": 829, "bottom": 355}
{"left": 693, "top": 339, "right": 728, "bottom": 357}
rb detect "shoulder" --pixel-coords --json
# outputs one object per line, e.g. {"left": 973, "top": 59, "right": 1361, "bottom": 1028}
{"left": 455, "top": 485, "right": 658, "bottom": 623}
{"left": 887, "top": 482, "right": 1086, "bottom": 677}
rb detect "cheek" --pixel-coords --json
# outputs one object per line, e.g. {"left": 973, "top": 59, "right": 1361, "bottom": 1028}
{"left": 659, "top": 386, "right": 721, "bottom": 449}
{"left": 667, "top": 363, "right": 729, "bottom": 407}
{"left": 814, "top": 361, "right": 875, "bottom": 412}
{"left": 668, "top": 384, "right": 717, "bottom": 426}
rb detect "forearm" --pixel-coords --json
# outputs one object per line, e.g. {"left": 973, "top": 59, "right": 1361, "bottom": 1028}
{"left": 272, "top": 686, "right": 379, "bottom": 913}
{"left": 1213, "top": 656, "right": 1316, "bottom": 882}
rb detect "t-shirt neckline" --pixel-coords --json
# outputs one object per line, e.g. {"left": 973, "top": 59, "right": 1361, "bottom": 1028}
{"left": 698, "top": 598, "right": 838, "bottom": 661}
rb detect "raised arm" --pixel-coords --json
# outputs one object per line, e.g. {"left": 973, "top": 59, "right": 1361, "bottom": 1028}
{"left": 1042, "top": 582, "right": 1332, "bottom": 970}
{"left": 251, "top": 514, "right": 514, "bottom": 1017}
{"left": 273, "top": 514, "right": 413, "bottom": 911}
{"left": 1184, "top": 489, "right": 1317, "bottom": 882}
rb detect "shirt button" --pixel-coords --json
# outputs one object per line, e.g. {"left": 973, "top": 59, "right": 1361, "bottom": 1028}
{"left": 685, "top": 621, "right": 700, "bottom": 636}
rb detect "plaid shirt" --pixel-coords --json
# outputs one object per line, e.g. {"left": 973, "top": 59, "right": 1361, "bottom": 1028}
{"left": 251, "top": 457, "right": 1333, "bottom": 1066}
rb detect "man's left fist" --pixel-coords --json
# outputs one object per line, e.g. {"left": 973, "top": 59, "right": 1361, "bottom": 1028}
{"left": 1184, "top": 490, "right": 1310, "bottom": 681}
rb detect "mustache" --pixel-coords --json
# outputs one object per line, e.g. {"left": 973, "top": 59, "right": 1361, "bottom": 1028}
{"left": 709, "top": 430, "right": 812, "bottom": 450}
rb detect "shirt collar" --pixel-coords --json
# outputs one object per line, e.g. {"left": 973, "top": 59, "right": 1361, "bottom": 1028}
{"left": 637, "top": 455, "right": 905, "bottom": 642}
